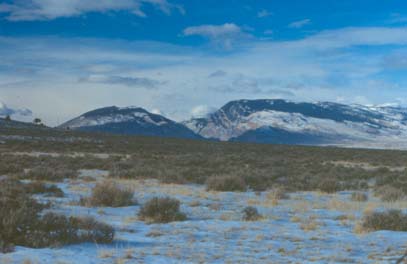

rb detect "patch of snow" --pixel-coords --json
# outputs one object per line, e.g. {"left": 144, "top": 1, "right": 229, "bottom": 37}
{"left": 4, "top": 179, "right": 407, "bottom": 263}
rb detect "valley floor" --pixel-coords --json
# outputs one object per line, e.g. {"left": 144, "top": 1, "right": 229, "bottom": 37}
{"left": 2, "top": 169, "right": 407, "bottom": 264}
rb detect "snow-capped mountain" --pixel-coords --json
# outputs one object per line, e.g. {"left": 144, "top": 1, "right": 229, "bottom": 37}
{"left": 59, "top": 106, "right": 201, "bottom": 139}
{"left": 183, "top": 99, "right": 407, "bottom": 148}
{"left": 0, "top": 101, "right": 33, "bottom": 122}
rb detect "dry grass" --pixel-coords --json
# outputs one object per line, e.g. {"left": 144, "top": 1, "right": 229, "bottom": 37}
{"left": 374, "top": 185, "right": 405, "bottom": 202}
{"left": 266, "top": 188, "right": 290, "bottom": 200}
{"left": 98, "top": 249, "right": 114, "bottom": 259}
{"left": 300, "top": 216, "right": 321, "bottom": 232}
{"left": 146, "top": 230, "right": 165, "bottom": 237}
{"left": 290, "top": 215, "right": 302, "bottom": 223}
{"left": 220, "top": 212, "right": 235, "bottom": 221}
{"left": 189, "top": 200, "right": 201, "bottom": 207}
{"left": 113, "top": 258, "right": 127, "bottom": 264}
{"left": 350, "top": 192, "right": 368, "bottom": 202}
{"left": 206, "top": 175, "right": 246, "bottom": 192}
{"left": 123, "top": 249, "right": 135, "bottom": 259}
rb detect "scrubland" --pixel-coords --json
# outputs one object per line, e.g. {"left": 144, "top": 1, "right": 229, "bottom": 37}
{"left": 1, "top": 127, "right": 407, "bottom": 263}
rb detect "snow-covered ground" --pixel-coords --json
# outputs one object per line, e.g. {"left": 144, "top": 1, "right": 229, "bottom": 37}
{"left": 2, "top": 170, "right": 407, "bottom": 264}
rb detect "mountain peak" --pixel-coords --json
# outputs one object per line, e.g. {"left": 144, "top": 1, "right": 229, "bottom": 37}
{"left": 59, "top": 106, "right": 201, "bottom": 139}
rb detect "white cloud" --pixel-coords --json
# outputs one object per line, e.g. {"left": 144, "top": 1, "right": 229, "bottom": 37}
{"left": 80, "top": 74, "right": 163, "bottom": 89}
{"left": 2, "top": 26, "right": 407, "bottom": 125}
{"left": 257, "top": 9, "right": 272, "bottom": 18}
{"left": 190, "top": 105, "right": 217, "bottom": 118}
{"left": 0, "top": 0, "right": 182, "bottom": 21}
{"left": 183, "top": 23, "right": 249, "bottom": 49}
{"left": 288, "top": 18, "right": 311, "bottom": 28}
{"left": 150, "top": 108, "right": 164, "bottom": 116}
{"left": 261, "top": 26, "right": 407, "bottom": 51}
{"left": 184, "top": 23, "right": 242, "bottom": 38}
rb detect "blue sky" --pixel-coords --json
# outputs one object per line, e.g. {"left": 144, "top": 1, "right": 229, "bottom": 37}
{"left": 1, "top": 0, "right": 407, "bottom": 125}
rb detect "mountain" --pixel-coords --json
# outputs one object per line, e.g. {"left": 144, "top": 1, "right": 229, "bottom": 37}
{"left": 59, "top": 106, "right": 201, "bottom": 139}
{"left": 183, "top": 99, "right": 407, "bottom": 148}
{"left": 0, "top": 117, "right": 42, "bottom": 129}
{"left": 58, "top": 101, "right": 407, "bottom": 149}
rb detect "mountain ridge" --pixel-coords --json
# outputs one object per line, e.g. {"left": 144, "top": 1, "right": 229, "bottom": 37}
{"left": 59, "top": 106, "right": 201, "bottom": 139}
{"left": 183, "top": 99, "right": 407, "bottom": 147}
{"left": 50, "top": 99, "right": 407, "bottom": 149}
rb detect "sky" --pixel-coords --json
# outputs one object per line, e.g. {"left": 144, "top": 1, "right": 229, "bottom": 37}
{"left": 1, "top": 0, "right": 407, "bottom": 125}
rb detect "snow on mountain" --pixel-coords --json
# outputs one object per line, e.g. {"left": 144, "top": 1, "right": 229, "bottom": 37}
{"left": 183, "top": 99, "right": 407, "bottom": 147}
{"left": 57, "top": 100, "right": 407, "bottom": 148}
{"left": 0, "top": 101, "right": 32, "bottom": 121}
{"left": 59, "top": 106, "right": 201, "bottom": 139}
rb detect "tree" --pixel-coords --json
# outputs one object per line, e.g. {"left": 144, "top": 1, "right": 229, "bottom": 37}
{"left": 4, "top": 115, "right": 11, "bottom": 122}
{"left": 33, "top": 118, "right": 42, "bottom": 125}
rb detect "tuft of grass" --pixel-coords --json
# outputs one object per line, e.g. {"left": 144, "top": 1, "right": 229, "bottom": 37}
{"left": 300, "top": 216, "right": 320, "bottom": 231}
{"left": 350, "top": 192, "right": 368, "bottom": 202}
{"left": 242, "top": 206, "right": 262, "bottom": 221}
{"left": 267, "top": 187, "right": 290, "bottom": 200}
{"left": 81, "top": 181, "right": 136, "bottom": 207}
{"left": 138, "top": 197, "right": 187, "bottom": 223}
{"left": 99, "top": 250, "right": 114, "bottom": 259}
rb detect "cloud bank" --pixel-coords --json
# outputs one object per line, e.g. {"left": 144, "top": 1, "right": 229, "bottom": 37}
{"left": 2, "top": 26, "right": 407, "bottom": 125}
{"left": 0, "top": 0, "right": 183, "bottom": 21}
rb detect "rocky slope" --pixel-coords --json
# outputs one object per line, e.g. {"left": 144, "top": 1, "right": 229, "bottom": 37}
{"left": 183, "top": 99, "right": 407, "bottom": 147}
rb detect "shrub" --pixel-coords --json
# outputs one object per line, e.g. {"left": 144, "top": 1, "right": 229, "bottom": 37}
{"left": 318, "top": 178, "right": 340, "bottom": 193}
{"left": 0, "top": 161, "right": 23, "bottom": 175}
{"left": 350, "top": 192, "right": 368, "bottom": 202}
{"left": 82, "top": 181, "right": 136, "bottom": 207}
{"left": 24, "top": 167, "right": 78, "bottom": 182}
{"left": 0, "top": 179, "right": 45, "bottom": 252}
{"left": 25, "top": 181, "right": 64, "bottom": 197}
{"left": 242, "top": 206, "right": 262, "bottom": 221}
{"left": 0, "top": 180, "right": 114, "bottom": 253}
{"left": 138, "top": 197, "right": 187, "bottom": 223}
{"left": 374, "top": 185, "right": 405, "bottom": 202}
{"left": 206, "top": 175, "right": 246, "bottom": 192}
{"left": 25, "top": 213, "right": 114, "bottom": 248}
{"left": 244, "top": 174, "right": 271, "bottom": 192}
{"left": 362, "top": 210, "right": 407, "bottom": 232}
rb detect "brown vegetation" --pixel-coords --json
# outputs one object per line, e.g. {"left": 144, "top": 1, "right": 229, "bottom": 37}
{"left": 138, "top": 197, "right": 186, "bottom": 223}
{"left": 0, "top": 179, "right": 114, "bottom": 253}
{"left": 81, "top": 181, "right": 136, "bottom": 207}
{"left": 362, "top": 210, "right": 407, "bottom": 232}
